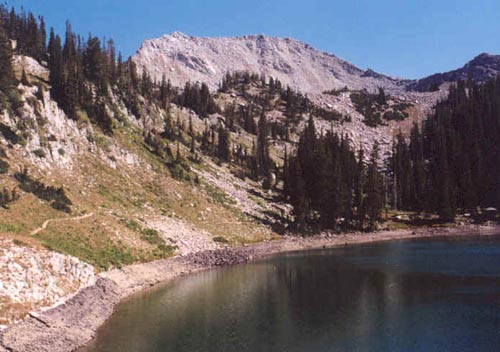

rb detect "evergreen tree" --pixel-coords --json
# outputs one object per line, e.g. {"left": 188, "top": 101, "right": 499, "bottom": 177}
{"left": 0, "top": 25, "right": 14, "bottom": 90}
{"left": 391, "top": 79, "right": 500, "bottom": 220}
{"left": 217, "top": 125, "right": 231, "bottom": 162}
{"left": 364, "top": 143, "right": 384, "bottom": 230}
{"left": 290, "top": 158, "right": 309, "bottom": 232}
{"left": 354, "top": 148, "right": 366, "bottom": 228}
{"left": 409, "top": 123, "right": 425, "bottom": 210}
{"left": 256, "top": 109, "right": 272, "bottom": 178}
{"left": 47, "top": 28, "right": 63, "bottom": 102}
{"left": 285, "top": 118, "right": 363, "bottom": 230}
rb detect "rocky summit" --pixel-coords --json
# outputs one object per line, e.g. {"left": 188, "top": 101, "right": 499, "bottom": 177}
{"left": 134, "top": 32, "right": 500, "bottom": 96}
{"left": 133, "top": 32, "right": 409, "bottom": 94}
{"left": 411, "top": 53, "right": 500, "bottom": 91}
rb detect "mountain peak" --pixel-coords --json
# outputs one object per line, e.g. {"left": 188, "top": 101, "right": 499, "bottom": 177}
{"left": 467, "top": 52, "right": 500, "bottom": 66}
{"left": 473, "top": 52, "right": 495, "bottom": 59}
{"left": 410, "top": 52, "right": 500, "bottom": 91}
{"left": 133, "top": 33, "right": 406, "bottom": 94}
{"left": 164, "top": 31, "right": 191, "bottom": 40}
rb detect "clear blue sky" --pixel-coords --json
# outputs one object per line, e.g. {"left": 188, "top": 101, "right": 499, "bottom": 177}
{"left": 9, "top": 0, "right": 500, "bottom": 79}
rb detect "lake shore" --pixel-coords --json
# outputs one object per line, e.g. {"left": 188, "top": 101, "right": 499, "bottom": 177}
{"left": 1, "top": 224, "right": 499, "bottom": 352}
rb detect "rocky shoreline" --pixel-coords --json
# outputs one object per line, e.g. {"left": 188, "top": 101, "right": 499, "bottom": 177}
{"left": 1, "top": 224, "right": 499, "bottom": 352}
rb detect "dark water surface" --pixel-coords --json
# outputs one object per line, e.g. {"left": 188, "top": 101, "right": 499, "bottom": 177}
{"left": 83, "top": 236, "right": 500, "bottom": 352}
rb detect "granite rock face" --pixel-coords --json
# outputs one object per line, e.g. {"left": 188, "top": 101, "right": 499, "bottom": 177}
{"left": 135, "top": 33, "right": 500, "bottom": 95}
{"left": 133, "top": 32, "right": 410, "bottom": 94}
{"left": 0, "top": 240, "right": 96, "bottom": 326}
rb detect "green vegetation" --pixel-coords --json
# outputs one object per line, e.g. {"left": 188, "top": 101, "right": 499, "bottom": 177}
{"left": 0, "top": 19, "right": 21, "bottom": 112}
{"left": 213, "top": 236, "right": 229, "bottom": 244}
{"left": 0, "top": 187, "right": 19, "bottom": 209}
{"left": 0, "top": 5, "right": 273, "bottom": 271}
{"left": 392, "top": 79, "right": 500, "bottom": 221}
{"left": 283, "top": 116, "right": 384, "bottom": 232}
{"left": 0, "top": 123, "right": 21, "bottom": 145}
{"left": 125, "top": 220, "right": 177, "bottom": 259}
{"left": 350, "top": 88, "right": 412, "bottom": 127}
{"left": 14, "top": 167, "right": 72, "bottom": 213}
{"left": 221, "top": 71, "right": 346, "bottom": 127}
{"left": 0, "top": 159, "right": 8, "bottom": 174}
{"left": 0, "top": 221, "right": 23, "bottom": 234}
{"left": 37, "top": 230, "right": 136, "bottom": 270}
{"left": 323, "top": 86, "right": 350, "bottom": 96}
{"left": 205, "top": 184, "right": 236, "bottom": 206}
{"left": 4, "top": 0, "right": 495, "bottom": 279}
{"left": 12, "top": 239, "right": 28, "bottom": 247}
{"left": 33, "top": 148, "right": 46, "bottom": 158}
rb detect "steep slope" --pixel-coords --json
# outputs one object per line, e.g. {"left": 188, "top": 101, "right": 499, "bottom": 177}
{"left": 0, "top": 55, "right": 280, "bottom": 325}
{"left": 134, "top": 33, "right": 450, "bottom": 159}
{"left": 135, "top": 33, "right": 500, "bottom": 96}
{"left": 133, "top": 32, "right": 409, "bottom": 94}
{"left": 411, "top": 53, "right": 500, "bottom": 91}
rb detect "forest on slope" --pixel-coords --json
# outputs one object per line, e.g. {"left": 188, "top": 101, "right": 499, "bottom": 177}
{"left": 0, "top": 4, "right": 498, "bottom": 242}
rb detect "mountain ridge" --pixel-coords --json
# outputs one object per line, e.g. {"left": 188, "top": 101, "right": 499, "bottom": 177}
{"left": 133, "top": 31, "right": 410, "bottom": 94}
{"left": 134, "top": 31, "right": 500, "bottom": 95}
{"left": 411, "top": 52, "right": 500, "bottom": 91}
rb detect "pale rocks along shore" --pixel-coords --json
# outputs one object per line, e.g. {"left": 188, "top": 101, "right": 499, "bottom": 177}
{"left": 1, "top": 224, "right": 499, "bottom": 352}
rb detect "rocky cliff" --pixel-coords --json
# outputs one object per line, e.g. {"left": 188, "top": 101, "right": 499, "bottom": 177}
{"left": 134, "top": 33, "right": 500, "bottom": 96}
{"left": 133, "top": 32, "right": 410, "bottom": 94}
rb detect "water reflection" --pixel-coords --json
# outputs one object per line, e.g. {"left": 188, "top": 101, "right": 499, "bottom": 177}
{"left": 83, "top": 236, "right": 500, "bottom": 352}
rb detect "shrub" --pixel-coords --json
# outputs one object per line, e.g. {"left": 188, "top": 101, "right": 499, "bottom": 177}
{"left": 213, "top": 236, "right": 229, "bottom": 244}
{"left": 0, "top": 159, "right": 8, "bottom": 174}
{"left": 33, "top": 148, "right": 46, "bottom": 158}
{"left": 0, "top": 187, "right": 19, "bottom": 208}
{"left": 14, "top": 168, "right": 72, "bottom": 213}
{"left": 0, "top": 123, "right": 19, "bottom": 145}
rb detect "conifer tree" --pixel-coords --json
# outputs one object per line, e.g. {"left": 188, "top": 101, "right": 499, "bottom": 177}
{"left": 0, "top": 24, "right": 15, "bottom": 96}
{"left": 217, "top": 125, "right": 231, "bottom": 162}
{"left": 256, "top": 109, "right": 271, "bottom": 178}
{"left": 364, "top": 143, "right": 384, "bottom": 230}
{"left": 354, "top": 148, "right": 366, "bottom": 228}
{"left": 290, "top": 158, "right": 308, "bottom": 232}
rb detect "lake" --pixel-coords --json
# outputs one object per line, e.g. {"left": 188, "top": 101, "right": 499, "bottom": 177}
{"left": 82, "top": 236, "right": 500, "bottom": 352}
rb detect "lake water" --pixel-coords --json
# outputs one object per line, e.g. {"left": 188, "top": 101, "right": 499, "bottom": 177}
{"left": 82, "top": 236, "right": 500, "bottom": 352}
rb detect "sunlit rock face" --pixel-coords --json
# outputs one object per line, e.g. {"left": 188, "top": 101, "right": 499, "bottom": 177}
{"left": 133, "top": 32, "right": 411, "bottom": 94}
{"left": 0, "top": 240, "right": 95, "bottom": 326}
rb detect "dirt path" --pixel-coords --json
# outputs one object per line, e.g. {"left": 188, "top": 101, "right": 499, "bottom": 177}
{"left": 30, "top": 213, "right": 95, "bottom": 236}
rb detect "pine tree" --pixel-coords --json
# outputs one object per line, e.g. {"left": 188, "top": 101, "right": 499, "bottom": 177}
{"left": 290, "top": 158, "right": 308, "bottom": 232}
{"left": 188, "top": 115, "right": 194, "bottom": 137}
{"left": 36, "top": 16, "right": 47, "bottom": 61}
{"left": 140, "top": 69, "right": 153, "bottom": 98}
{"left": 217, "top": 125, "right": 231, "bottom": 162}
{"left": 0, "top": 27, "right": 14, "bottom": 91}
{"left": 256, "top": 109, "right": 271, "bottom": 178}
{"left": 190, "top": 135, "right": 196, "bottom": 154}
{"left": 409, "top": 123, "right": 425, "bottom": 210}
{"left": 354, "top": 148, "right": 366, "bottom": 228}
{"left": 436, "top": 136, "right": 455, "bottom": 221}
{"left": 364, "top": 143, "right": 384, "bottom": 230}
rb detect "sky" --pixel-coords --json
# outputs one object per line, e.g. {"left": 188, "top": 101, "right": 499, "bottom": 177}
{"left": 8, "top": 0, "right": 500, "bottom": 79}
